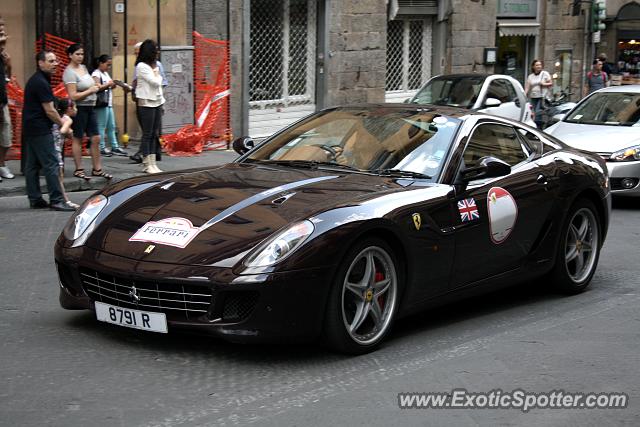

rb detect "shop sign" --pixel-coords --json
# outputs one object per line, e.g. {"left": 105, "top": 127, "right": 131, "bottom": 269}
{"left": 498, "top": 0, "right": 537, "bottom": 18}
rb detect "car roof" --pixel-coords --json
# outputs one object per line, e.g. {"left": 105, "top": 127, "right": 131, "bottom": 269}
{"left": 592, "top": 84, "right": 640, "bottom": 94}
{"left": 333, "top": 103, "right": 472, "bottom": 119}
{"left": 430, "top": 73, "right": 516, "bottom": 80}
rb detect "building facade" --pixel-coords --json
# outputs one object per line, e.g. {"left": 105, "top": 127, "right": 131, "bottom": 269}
{"left": 2, "top": 0, "right": 639, "bottom": 140}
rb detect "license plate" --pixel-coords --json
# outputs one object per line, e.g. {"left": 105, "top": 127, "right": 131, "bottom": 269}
{"left": 95, "top": 302, "right": 168, "bottom": 333}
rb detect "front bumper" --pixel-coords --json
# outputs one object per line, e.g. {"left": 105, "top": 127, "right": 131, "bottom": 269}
{"left": 55, "top": 243, "right": 335, "bottom": 343}
{"left": 607, "top": 160, "right": 640, "bottom": 196}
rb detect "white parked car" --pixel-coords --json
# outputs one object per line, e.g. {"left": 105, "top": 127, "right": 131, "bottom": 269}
{"left": 410, "top": 74, "right": 536, "bottom": 127}
{"left": 546, "top": 85, "right": 640, "bottom": 196}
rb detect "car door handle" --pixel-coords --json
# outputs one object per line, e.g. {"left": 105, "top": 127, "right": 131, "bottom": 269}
{"left": 536, "top": 174, "right": 548, "bottom": 185}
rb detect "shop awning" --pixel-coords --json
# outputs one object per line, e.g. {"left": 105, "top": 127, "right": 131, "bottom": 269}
{"left": 497, "top": 20, "right": 540, "bottom": 37}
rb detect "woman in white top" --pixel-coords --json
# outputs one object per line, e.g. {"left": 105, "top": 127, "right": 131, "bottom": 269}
{"left": 524, "top": 59, "right": 553, "bottom": 128}
{"left": 63, "top": 43, "right": 112, "bottom": 180}
{"left": 91, "top": 54, "right": 127, "bottom": 157}
{"left": 134, "top": 39, "right": 165, "bottom": 174}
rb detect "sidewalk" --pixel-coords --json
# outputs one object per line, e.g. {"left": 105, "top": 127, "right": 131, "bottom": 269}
{"left": 0, "top": 144, "right": 239, "bottom": 198}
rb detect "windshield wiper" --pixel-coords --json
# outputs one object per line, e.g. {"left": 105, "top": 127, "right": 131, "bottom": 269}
{"left": 254, "top": 159, "right": 320, "bottom": 169}
{"left": 255, "top": 159, "right": 366, "bottom": 173}
{"left": 312, "top": 161, "right": 364, "bottom": 172}
{"left": 375, "top": 169, "right": 432, "bottom": 179}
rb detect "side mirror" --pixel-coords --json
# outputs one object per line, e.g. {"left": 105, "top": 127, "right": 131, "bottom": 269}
{"left": 484, "top": 97, "right": 502, "bottom": 108}
{"left": 461, "top": 156, "right": 511, "bottom": 182}
{"left": 232, "top": 137, "right": 254, "bottom": 155}
{"left": 552, "top": 113, "right": 567, "bottom": 123}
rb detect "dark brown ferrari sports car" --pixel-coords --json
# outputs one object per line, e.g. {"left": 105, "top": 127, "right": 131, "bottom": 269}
{"left": 55, "top": 104, "right": 610, "bottom": 354}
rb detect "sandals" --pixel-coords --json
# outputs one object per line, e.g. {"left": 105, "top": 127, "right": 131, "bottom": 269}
{"left": 91, "top": 169, "right": 113, "bottom": 180}
{"left": 73, "top": 169, "right": 91, "bottom": 180}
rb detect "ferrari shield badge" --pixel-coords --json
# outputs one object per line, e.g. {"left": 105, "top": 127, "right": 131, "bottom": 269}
{"left": 144, "top": 245, "right": 155, "bottom": 254}
{"left": 487, "top": 187, "right": 518, "bottom": 244}
{"left": 129, "top": 217, "right": 202, "bottom": 248}
{"left": 412, "top": 213, "right": 422, "bottom": 231}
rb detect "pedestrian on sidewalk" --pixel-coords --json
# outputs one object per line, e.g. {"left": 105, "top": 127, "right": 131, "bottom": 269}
{"left": 130, "top": 41, "right": 167, "bottom": 165}
{"left": 524, "top": 59, "right": 553, "bottom": 128}
{"left": 135, "top": 39, "right": 164, "bottom": 174}
{"left": 91, "top": 54, "right": 127, "bottom": 157}
{"left": 63, "top": 43, "right": 112, "bottom": 181}
{"left": 52, "top": 98, "right": 80, "bottom": 209}
{"left": 585, "top": 59, "right": 609, "bottom": 95}
{"left": 22, "top": 50, "right": 74, "bottom": 211}
{"left": 0, "top": 16, "right": 14, "bottom": 182}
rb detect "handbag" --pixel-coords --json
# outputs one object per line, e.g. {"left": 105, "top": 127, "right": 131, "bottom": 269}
{"left": 95, "top": 75, "right": 109, "bottom": 108}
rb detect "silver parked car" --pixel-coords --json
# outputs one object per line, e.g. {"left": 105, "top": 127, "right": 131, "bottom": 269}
{"left": 546, "top": 85, "right": 640, "bottom": 197}
{"left": 410, "top": 74, "right": 536, "bottom": 127}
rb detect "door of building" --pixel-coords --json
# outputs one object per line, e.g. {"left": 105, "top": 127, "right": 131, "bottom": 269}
{"left": 36, "top": 0, "right": 94, "bottom": 64}
{"left": 248, "top": 0, "right": 317, "bottom": 138}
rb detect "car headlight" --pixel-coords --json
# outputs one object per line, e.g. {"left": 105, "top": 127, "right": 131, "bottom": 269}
{"left": 610, "top": 145, "right": 640, "bottom": 162}
{"left": 244, "top": 220, "right": 314, "bottom": 267}
{"left": 63, "top": 194, "right": 108, "bottom": 243}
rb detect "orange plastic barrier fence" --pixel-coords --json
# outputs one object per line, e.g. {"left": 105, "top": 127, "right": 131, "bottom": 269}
{"left": 163, "top": 31, "right": 231, "bottom": 156}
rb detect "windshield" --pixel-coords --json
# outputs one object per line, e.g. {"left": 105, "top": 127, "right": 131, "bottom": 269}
{"left": 565, "top": 92, "right": 640, "bottom": 126}
{"left": 245, "top": 108, "right": 461, "bottom": 180}
{"left": 411, "top": 76, "right": 486, "bottom": 109}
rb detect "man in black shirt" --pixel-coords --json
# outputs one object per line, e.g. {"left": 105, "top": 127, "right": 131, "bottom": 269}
{"left": 22, "top": 50, "right": 74, "bottom": 211}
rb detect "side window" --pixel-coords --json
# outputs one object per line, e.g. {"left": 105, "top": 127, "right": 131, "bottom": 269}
{"left": 505, "top": 81, "right": 519, "bottom": 103}
{"left": 463, "top": 124, "right": 529, "bottom": 169}
{"left": 517, "top": 129, "right": 541, "bottom": 154}
{"left": 486, "top": 80, "right": 510, "bottom": 103}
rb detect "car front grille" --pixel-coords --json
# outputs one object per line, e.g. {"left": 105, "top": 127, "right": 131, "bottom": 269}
{"left": 80, "top": 269, "right": 213, "bottom": 320}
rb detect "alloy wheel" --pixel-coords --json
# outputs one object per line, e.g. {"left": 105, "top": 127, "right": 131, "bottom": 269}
{"left": 341, "top": 246, "right": 398, "bottom": 345}
{"left": 564, "top": 207, "right": 599, "bottom": 283}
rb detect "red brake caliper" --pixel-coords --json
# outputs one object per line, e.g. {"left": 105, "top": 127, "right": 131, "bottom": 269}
{"left": 375, "top": 271, "right": 385, "bottom": 307}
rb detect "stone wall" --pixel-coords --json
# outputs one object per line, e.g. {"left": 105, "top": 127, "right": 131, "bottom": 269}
{"left": 326, "top": 0, "right": 388, "bottom": 107}
{"left": 192, "top": 0, "right": 228, "bottom": 40}
{"left": 540, "top": 0, "right": 588, "bottom": 98}
{"left": 448, "top": 0, "right": 497, "bottom": 74}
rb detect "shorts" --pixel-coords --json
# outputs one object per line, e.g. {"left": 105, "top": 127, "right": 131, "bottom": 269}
{"left": 71, "top": 105, "right": 99, "bottom": 139}
{"left": 0, "top": 104, "right": 12, "bottom": 148}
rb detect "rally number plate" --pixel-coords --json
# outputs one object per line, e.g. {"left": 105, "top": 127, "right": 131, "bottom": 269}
{"left": 95, "top": 302, "right": 168, "bottom": 333}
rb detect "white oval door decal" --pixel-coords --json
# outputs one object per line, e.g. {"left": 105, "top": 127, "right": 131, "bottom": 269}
{"left": 487, "top": 187, "right": 518, "bottom": 244}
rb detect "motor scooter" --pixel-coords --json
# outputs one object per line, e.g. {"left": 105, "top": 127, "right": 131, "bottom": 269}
{"left": 537, "top": 90, "right": 576, "bottom": 129}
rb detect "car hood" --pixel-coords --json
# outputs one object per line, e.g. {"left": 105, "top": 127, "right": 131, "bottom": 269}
{"left": 87, "top": 163, "right": 425, "bottom": 266}
{"left": 546, "top": 121, "right": 640, "bottom": 153}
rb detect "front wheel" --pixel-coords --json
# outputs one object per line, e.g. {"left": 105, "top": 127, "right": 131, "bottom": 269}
{"left": 323, "top": 238, "right": 401, "bottom": 354}
{"left": 549, "top": 198, "right": 601, "bottom": 294}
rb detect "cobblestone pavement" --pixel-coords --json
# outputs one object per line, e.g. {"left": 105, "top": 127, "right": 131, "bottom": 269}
{"left": 0, "top": 194, "right": 638, "bottom": 427}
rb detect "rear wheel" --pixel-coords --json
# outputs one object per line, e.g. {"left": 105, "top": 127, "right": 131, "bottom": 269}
{"left": 323, "top": 238, "right": 400, "bottom": 354}
{"left": 550, "top": 198, "right": 601, "bottom": 294}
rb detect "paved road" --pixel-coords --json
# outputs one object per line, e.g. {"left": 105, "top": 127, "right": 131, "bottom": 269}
{"left": 0, "top": 194, "right": 639, "bottom": 426}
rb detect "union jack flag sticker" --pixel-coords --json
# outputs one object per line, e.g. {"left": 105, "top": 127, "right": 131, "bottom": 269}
{"left": 458, "top": 198, "right": 480, "bottom": 222}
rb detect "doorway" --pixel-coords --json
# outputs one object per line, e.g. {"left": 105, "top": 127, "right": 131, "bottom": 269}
{"left": 495, "top": 35, "right": 535, "bottom": 86}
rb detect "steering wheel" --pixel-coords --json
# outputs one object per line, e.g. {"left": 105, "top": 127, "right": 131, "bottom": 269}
{"left": 316, "top": 144, "right": 338, "bottom": 160}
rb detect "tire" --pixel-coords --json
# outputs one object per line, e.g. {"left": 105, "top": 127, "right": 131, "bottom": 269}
{"left": 549, "top": 198, "right": 601, "bottom": 294}
{"left": 322, "top": 238, "right": 401, "bottom": 355}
